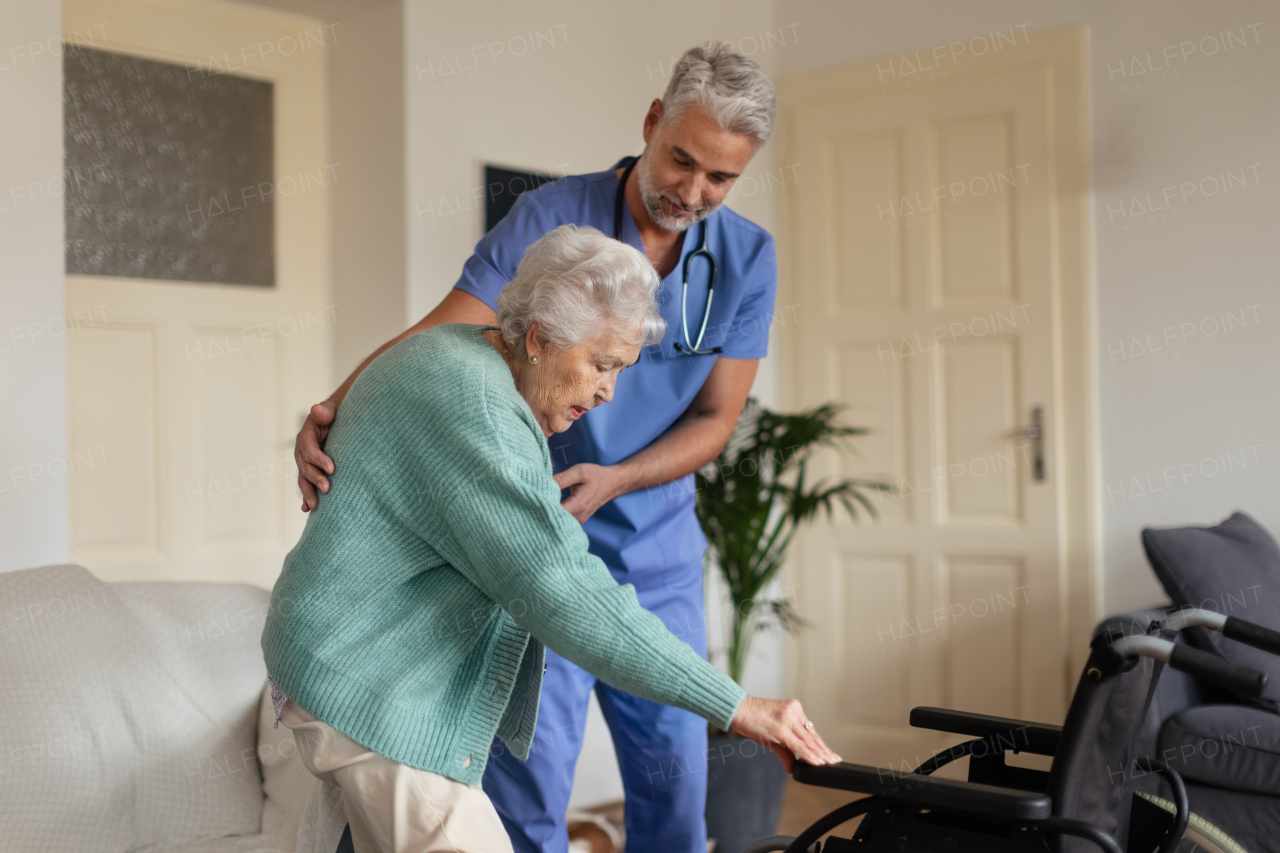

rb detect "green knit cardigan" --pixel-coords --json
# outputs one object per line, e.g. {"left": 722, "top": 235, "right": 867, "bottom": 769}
{"left": 261, "top": 324, "right": 745, "bottom": 785}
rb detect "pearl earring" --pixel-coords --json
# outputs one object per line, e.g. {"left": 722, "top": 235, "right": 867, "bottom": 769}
{"left": 530, "top": 356, "right": 538, "bottom": 364}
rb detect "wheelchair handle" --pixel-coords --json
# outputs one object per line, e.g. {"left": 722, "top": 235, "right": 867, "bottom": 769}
{"left": 1223, "top": 615, "right": 1280, "bottom": 656}
{"left": 1159, "top": 608, "right": 1280, "bottom": 656}
{"left": 1168, "top": 643, "right": 1267, "bottom": 698}
{"left": 1111, "top": 634, "right": 1267, "bottom": 698}
{"left": 1159, "top": 607, "right": 1227, "bottom": 633}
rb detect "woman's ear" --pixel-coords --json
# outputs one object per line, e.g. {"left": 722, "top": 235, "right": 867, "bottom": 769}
{"left": 524, "top": 323, "right": 545, "bottom": 363}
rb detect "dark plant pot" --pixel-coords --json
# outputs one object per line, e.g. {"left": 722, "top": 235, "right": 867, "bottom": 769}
{"left": 705, "top": 733, "right": 788, "bottom": 853}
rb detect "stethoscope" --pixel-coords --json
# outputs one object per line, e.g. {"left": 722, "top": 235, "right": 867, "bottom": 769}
{"left": 614, "top": 157, "right": 721, "bottom": 355}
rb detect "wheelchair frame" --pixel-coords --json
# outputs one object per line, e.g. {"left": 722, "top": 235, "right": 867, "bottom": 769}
{"left": 745, "top": 610, "right": 1280, "bottom": 853}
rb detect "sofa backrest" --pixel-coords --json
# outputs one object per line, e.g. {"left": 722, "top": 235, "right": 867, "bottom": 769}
{"left": 0, "top": 564, "right": 270, "bottom": 852}
{"left": 1143, "top": 511, "right": 1280, "bottom": 710}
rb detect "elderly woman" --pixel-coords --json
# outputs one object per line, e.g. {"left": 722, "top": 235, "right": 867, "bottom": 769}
{"left": 261, "top": 224, "right": 837, "bottom": 853}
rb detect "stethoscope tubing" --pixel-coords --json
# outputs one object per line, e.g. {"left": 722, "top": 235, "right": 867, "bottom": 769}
{"left": 614, "top": 157, "right": 721, "bottom": 356}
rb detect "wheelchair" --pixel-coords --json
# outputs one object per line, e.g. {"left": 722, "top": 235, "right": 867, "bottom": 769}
{"left": 745, "top": 609, "right": 1280, "bottom": 853}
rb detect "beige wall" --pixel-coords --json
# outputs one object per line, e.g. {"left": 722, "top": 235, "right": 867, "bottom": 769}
{"left": 775, "top": 0, "right": 1280, "bottom": 616}
{"left": 0, "top": 1, "right": 68, "bottom": 571}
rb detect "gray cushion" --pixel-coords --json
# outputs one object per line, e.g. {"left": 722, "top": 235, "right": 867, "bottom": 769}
{"left": 0, "top": 564, "right": 270, "bottom": 852}
{"left": 1156, "top": 704, "right": 1280, "bottom": 795}
{"left": 1142, "top": 512, "right": 1280, "bottom": 709}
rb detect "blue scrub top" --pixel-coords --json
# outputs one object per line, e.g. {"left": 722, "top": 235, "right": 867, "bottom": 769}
{"left": 454, "top": 157, "right": 778, "bottom": 592}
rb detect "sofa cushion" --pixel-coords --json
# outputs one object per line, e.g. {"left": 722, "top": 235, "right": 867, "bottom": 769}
{"left": 0, "top": 564, "right": 270, "bottom": 852}
{"left": 1142, "top": 512, "right": 1280, "bottom": 709}
{"left": 1156, "top": 704, "right": 1280, "bottom": 795}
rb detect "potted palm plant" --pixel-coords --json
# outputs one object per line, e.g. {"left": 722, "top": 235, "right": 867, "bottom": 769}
{"left": 699, "top": 398, "right": 890, "bottom": 853}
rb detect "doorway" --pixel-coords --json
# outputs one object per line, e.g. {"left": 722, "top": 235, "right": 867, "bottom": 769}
{"left": 776, "top": 26, "right": 1096, "bottom": 766}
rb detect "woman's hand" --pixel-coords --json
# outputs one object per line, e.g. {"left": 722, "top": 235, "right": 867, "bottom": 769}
{"left": 295, "top": 400, "right": 338, "bottom": 512}
{"left": 729, "top": 696, "right": 842, "bottom": 773}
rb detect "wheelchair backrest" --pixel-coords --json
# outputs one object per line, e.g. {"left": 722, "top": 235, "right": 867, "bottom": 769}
{"left": 1045, "top": 617, "right": 1166, "bottom": 853}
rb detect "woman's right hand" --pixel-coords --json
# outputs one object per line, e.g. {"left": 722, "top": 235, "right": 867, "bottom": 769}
{"left": 295, "top": 400, "right": 338, "bottom": 512}
{"left": 729, "top": 696, "right": 842, "bottom": 773}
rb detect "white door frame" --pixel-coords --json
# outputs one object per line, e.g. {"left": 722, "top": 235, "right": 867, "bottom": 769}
{"left": 775, "top": 25, "right": 1099, "bottom": 711}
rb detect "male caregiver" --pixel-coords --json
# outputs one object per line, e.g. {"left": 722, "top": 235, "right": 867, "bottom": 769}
{"left": 293, "top": 42, "right": 781, "bottom": 853}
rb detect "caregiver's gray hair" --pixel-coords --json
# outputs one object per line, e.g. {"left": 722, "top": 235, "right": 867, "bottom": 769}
{"left": 497, "top": 224, "right": 666, "bottom": 351}
{"left": 662, "top": 41, "right": 776, "bottom": 148}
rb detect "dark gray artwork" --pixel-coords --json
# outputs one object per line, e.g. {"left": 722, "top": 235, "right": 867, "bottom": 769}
{"left": 64, "top": 45, "right": 275, "bottom": 286}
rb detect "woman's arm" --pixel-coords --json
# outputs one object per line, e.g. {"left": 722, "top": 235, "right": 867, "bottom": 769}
{"left": 391, "top": 349, "right": 837, "bottom": 767}
{"left": 433, "top": 456, "right": 838, "bottom": 767}
{"left": 434, "top": 452, "right": 746, "bottom": 729}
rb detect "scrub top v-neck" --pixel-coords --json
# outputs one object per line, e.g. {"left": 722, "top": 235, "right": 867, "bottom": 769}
{"left": 453, "top": 157, "right": 778, "bottom": 589}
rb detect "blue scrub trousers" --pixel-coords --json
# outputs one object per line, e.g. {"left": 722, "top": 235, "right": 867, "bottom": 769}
{"left": 482, "top": 563, "right": 709, "bottom": 853}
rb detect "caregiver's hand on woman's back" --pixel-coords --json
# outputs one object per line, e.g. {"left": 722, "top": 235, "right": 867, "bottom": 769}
{"left": 553, "top": 462, "right": 629, "bottom": 523}
{"left": 295, "top": 399, "right": 336, "bottom": 511}
{"left": 294, "top": 288, "right": 497, "bottom": 512}
{"left": 730, "top": 696, "right": 842, "bottom": 771}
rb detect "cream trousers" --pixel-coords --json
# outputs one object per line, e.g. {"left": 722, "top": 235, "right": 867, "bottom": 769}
{"left": 280, "top": 700, "right": 515, "bottom": 853}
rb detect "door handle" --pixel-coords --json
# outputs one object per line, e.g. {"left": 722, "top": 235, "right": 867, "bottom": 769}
{"left": 1009, "top": 405, "right": 1045, "bottom": 482}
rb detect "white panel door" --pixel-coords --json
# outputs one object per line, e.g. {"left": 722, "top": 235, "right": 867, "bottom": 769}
{"left": 779, "top": 30, "right": 1094, "bottom": 768}
{"left": 64, "top": 0, "right": 331, "bottom": 587}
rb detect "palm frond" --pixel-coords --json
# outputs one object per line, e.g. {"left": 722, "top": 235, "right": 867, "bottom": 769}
{"left": 697, "top": 397, "right": 893, "bottom": 685}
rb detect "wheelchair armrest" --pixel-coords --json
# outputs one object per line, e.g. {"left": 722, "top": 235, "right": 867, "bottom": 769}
{"left": 909, "top": 707, "right": 1063, "bottom": 756}
{"left": 792, "top": 761, "right": 1051, "bottom": 821}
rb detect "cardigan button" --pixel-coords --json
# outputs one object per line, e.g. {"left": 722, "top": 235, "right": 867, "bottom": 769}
{"left": 543, "top": 663, "right": 548, "bottom": 674}
{"left": 462, "top": 755, "right": 471, "bottom": 769}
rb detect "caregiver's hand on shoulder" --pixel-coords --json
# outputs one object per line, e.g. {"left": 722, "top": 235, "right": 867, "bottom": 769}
{"left": 554, "top": 463, "right": 628, "bottom": 523}
{"left": 296, "top": 400, "right": 338, "bottom": 512}
{"left": 729, "top": 696, "right": 842, "bottom": 773}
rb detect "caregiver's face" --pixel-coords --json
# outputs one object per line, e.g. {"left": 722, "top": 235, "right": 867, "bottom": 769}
{"left": 637, "top": 100, "right": 757, "bottom": 232}
{"left": 525, "top": 329, "right": 641, "bottom": 437}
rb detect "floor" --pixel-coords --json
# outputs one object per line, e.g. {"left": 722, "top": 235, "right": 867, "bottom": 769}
{"left": 776, "top": 780, "right": 867, "bottom": 838}
{"left": 579, "top": 781, "right": 867, "bottom": 851}
{"left": 576, "top": 753, "right": 1019, "bottom": 849}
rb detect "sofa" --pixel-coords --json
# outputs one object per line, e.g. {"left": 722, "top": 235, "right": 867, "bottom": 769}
{"left": 0, "top": 563, "right": 347, "bottom": 853}
{"left": 1106, "top": 512, "right": 1280, "bottom": 852}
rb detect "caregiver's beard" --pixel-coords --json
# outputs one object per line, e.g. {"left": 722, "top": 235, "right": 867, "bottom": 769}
{"left": 635, "top": 147, "right": 718, "bottom": 233}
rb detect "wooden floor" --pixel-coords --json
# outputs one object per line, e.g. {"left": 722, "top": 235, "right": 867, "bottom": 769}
{"left": 777, "top": 780, "right": 866, "bottom": 841}
{"left": 580, "top": 780, "right": 865, "bottom": 850}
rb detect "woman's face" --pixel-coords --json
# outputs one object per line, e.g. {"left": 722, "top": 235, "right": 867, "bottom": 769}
{"left": 521, "top": 328, "right": 641, "bottom": 436}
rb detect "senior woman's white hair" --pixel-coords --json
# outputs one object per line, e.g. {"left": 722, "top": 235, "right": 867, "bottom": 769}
{"left": 496, "top": 224, "right": 666, "bottom": 351}
{"left": 662, "top": 41, "right": 776, "bottom": 148}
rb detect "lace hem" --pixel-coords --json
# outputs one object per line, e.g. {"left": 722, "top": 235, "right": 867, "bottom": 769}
{"left": 268, "top": 675, "right": 287, "bottom": 729}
